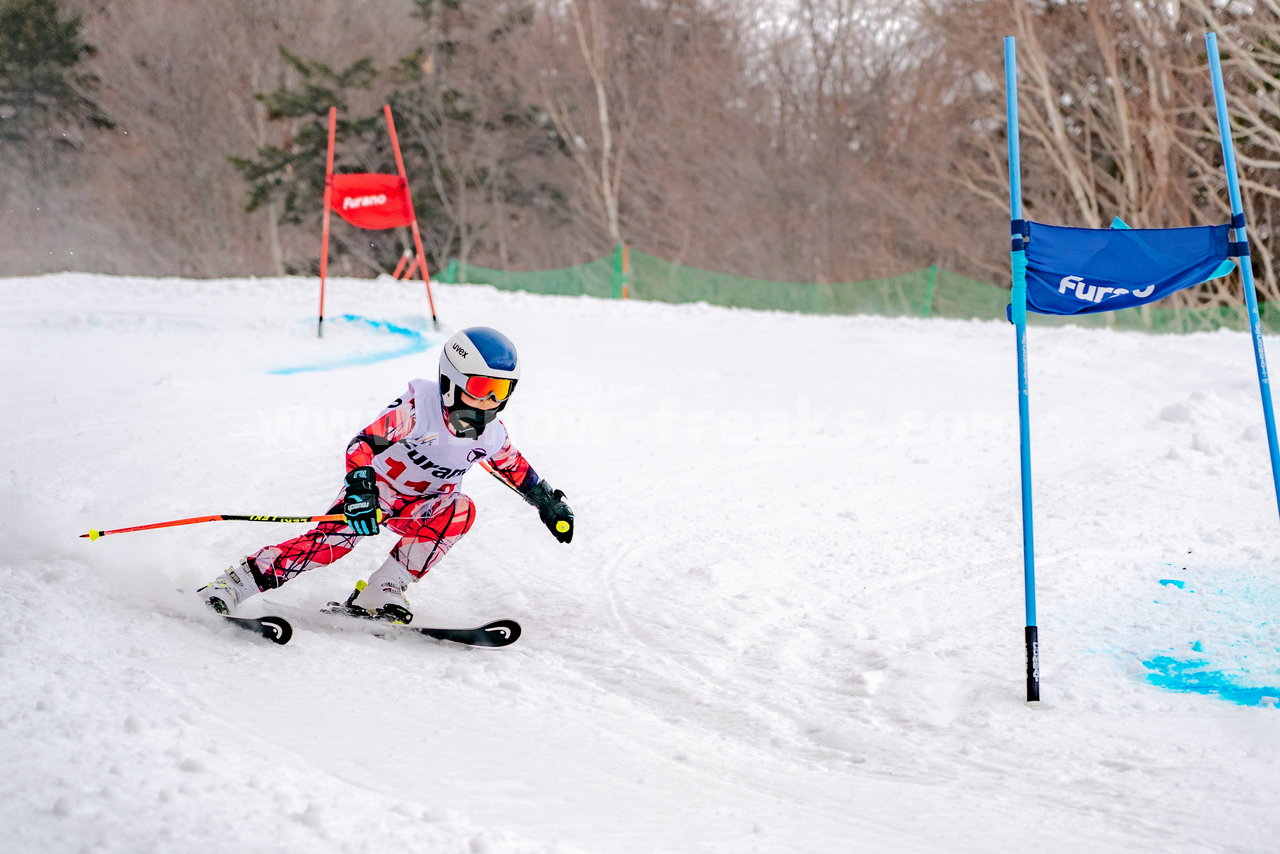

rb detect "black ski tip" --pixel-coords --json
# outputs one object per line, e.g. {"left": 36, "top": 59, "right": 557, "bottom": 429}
{"left": 224, "top": 614, "right": 293, "bottom": 645}
{"left": 479, "top": 619, "right": 521, "bottom": 646}
{"left": 415, "top": 618, "right": 522, "bottom": 647}
{"left": 258, "top": 616, "right": 293, "bottom": 645}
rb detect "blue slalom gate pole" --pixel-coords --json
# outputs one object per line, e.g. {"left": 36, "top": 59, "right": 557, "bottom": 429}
{"left": 1206, "top": 33, "right": 1280, "bottom": 519}
{"left": 1005, "top": 36, "right": 1039, "bottom": 704}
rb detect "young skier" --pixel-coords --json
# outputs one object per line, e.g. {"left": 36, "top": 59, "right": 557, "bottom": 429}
{"left": 197, "top": 326, "right": 574, "bottom": 622}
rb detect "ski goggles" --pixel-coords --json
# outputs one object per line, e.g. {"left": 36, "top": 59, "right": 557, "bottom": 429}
{"left": 461, "top": 375, "right": 516, "bottom": 402}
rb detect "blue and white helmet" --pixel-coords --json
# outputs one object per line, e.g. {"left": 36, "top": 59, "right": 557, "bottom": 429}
{"left": 438, "top": 327, "right": 520, "bottom": 437}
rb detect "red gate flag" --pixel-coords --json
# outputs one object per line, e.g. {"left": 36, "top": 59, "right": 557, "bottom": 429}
{"left": 317, "top": 104, "right": 439, "bottom": 338}
{"left": 329, "top": 173, "right": 414, "bottom": 229}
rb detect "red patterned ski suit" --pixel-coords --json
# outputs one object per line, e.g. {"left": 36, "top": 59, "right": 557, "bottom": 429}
{"left": 243, "top": 378, "right": 538, "bottom": 591}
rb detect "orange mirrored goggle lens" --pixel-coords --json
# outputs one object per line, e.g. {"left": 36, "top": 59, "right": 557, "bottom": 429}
{"left": 463, "top": 375, "right": 515, "bottom": 402}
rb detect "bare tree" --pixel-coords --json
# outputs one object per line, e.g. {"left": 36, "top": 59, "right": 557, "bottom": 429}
{"left": 912, "top": 0, "right": 1280, "bottom": 310}
{"left": 8, "top": 0, "right": 1276, "bottom": 321}
{"left": 1, "top": 0, "right": 416, "bottom": 276}
{"left": 537, "top": 0, "right": 630, "bottom": 253}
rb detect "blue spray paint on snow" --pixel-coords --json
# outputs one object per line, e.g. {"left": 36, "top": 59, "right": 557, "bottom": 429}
{"left": 270, "top": 314, "right": 432, "bottom": 375}
{"left": 1142, "top": 576, "right": 1280, "bottom": 708}
{"left": 1143, "top": 655, "right": 1280, "bottom": 708}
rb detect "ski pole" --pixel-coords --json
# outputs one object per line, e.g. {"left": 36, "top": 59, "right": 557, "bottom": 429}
{"left": 80, "top": 509, "right": 386, "bottom": 541}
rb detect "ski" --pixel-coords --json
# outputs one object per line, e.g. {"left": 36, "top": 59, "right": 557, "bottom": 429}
{"left": 320, "top": 604, "right": 520, "bottom": 647}
{"left": 173, "top": 586, "right": 294, "bottom": 645}
{"left": 411, "top": 619, "right": 521, "bottom": 647}
{"left": 221, "top": 613, "right": 293, "bottom": 645}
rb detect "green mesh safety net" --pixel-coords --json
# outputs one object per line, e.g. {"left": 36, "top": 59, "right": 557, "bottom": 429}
{"left": 436, "top": 251, "right": 1276, "bottom": 334}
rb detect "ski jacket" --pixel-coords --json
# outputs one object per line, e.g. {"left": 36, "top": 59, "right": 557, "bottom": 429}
{"left": 345, "top": 378, "right": 539, "bottom": 500}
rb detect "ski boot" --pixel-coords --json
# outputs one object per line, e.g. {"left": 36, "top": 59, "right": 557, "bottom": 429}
{"left": 344, "top": 561, "right": 414, "bottom": 624}
{"left": 197, "top": 561, "right": 260, "bottom": 614}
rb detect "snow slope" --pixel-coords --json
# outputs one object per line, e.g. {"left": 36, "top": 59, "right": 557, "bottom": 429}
{"left": 2, "top": 273, "right": 1278, "bottom": 853}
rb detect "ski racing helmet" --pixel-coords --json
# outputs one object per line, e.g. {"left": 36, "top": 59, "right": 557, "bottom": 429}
{"left": 439, "top": 326, "right": 520, "bottom": 438}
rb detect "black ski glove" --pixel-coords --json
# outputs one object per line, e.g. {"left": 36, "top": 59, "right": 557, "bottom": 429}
{"left": 343, "top": 466, "right": 381, "bottom": 535}
{"left": 526, "top": 480, "right": 574, "bottom": 544}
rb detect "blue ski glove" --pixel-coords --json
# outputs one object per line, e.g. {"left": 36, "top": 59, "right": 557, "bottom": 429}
{"left": 526, "top": 480, "right": 574, "bottom": 544}
{"left": 343, "top": 466, "right": 381, "bottom": 535}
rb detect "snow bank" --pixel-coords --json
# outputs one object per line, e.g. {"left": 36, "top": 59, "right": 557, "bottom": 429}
{"left": 1, "top": 273, "right": 1277, "bottom": 853}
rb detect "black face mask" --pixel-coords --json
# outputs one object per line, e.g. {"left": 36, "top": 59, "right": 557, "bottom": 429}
{"left": 445, "top": 402, "right": 500, "bottom": 438}
{"left": 441, "top": 376, "right": 505, "bottom": 438}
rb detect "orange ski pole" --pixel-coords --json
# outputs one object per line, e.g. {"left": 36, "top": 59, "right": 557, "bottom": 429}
{"left": 81, "top": 510, "right": 384, "bottom": 541}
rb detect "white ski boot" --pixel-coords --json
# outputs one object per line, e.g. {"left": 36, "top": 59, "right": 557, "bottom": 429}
{"left": 197, "top": 561, "right": 260, "bottom": 614}
{"left": 348, "top": 559, "right": 415, "bottom": 624}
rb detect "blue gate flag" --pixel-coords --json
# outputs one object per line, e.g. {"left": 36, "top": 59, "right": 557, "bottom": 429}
{"left": 1017, "top": 220, "right": 1233, "bottom": 315}
{"left": 1110, "top": 217, "right": 1238, "bottom": 283}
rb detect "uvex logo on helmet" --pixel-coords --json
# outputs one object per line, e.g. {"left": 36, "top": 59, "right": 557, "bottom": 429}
{"left": 1058, "top": 275, "right": 1156, "bottom": 304}
{"left": 342, "top": 194, "right": 388, "bottom": 210}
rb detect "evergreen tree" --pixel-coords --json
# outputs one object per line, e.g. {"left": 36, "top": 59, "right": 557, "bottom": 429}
{"left": 229, "top": 49, "right": 379, "bottom": 227}
{"left": 229, "top": 2, "right": 564, "bottom": 276}
{"left": 0, "top": 0, "right": 112, "bottom": 149}
{"left": 228, "top": 49, "right": 390, "bottom": 274}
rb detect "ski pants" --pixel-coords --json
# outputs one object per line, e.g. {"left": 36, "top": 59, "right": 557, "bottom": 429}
{"left": 244, "top": 484, "right": 476, "bottom": 592}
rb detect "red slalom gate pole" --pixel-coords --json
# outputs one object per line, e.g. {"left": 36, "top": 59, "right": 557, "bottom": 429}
{"left": 392, "top": 249, "right": 412, "bottom": 279}
{"left": 317, "top": 106, "right": 338, "bottom": 338}
{"left": 383, "top": 104, "right": 440, "bottom": 329}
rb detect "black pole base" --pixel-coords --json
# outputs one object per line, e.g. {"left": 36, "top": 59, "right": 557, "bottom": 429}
{"left": 1025, "top": 625, "right": 1040, "bottom": 704}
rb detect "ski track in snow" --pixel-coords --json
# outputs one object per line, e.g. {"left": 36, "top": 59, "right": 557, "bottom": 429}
{"left": 2, "top": 273, "right": 1279, "bottom": 853}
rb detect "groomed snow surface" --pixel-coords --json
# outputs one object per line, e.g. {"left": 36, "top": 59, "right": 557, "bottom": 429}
{"left": 2, "top": 274, "right": 1278, "bottom": 854}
